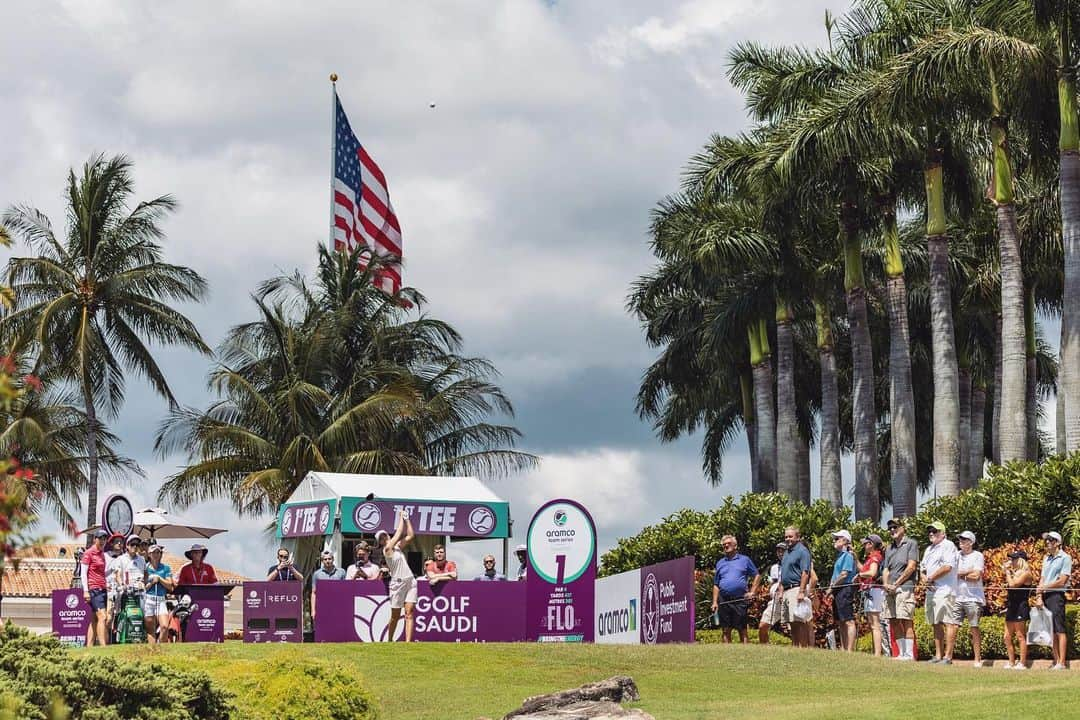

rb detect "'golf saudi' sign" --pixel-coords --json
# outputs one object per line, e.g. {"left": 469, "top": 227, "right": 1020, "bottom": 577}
{"left": 525, "top": 499, "right": 596, "bottom": 642}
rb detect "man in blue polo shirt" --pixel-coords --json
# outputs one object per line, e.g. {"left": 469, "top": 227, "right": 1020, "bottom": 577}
{"left": 1037, "top": 531, "right": 1073, "bottom": 670}
{"left": 710, "top": 535, "right": 760, "bottom": 643}
{"left": 780, "top": 525, "right": 813, "bottom": 647}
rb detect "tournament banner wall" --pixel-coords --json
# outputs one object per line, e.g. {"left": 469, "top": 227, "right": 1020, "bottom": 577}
{"left": 180, "top": 585, "right": 228, "bottom": 642}
{"left": 51, "top": 589, "right": 91, "bottom": 647}
{"left": 594, "top": 556, "right": 695, "bottom": 644}
{"left": 277, "top": 499, "right": 337, "bottom": 538}
{"left": 314, "top": 580, "right": 526, "bottom": 642}
{"left": 525, "top": 499, "right": 597, "bottom": 642}
{"left": 340, "top": 497, "right": 510, "bottom": 538}
{"left": 242, "top": 581, "right": 303, "bottom": 643}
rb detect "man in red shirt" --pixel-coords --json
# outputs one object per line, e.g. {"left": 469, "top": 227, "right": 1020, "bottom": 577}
{"left": 424, "top": 544, "right": 458, "bottom": 586}
{"left": 81, "top": 529, "right": 110, "bottom": 646}
{"left": 177, "top": 544, "right": 218, "bottom": 585}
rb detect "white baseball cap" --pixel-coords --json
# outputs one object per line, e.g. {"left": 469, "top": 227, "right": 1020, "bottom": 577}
{"left": 958, "top": 531, "right": 976, "bottom": 543}
{"left": 831, "top": 530, "right": 852, "bottom": 542}
{"left": 1044, "top": 531, "right": 1063, "bottom": 543}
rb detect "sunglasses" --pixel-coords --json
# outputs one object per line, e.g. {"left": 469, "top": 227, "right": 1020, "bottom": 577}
{"left": 483, "top": 559, "right": 495, "bottom": 564}
{"left": 278, "top": 555, "right": 289, "bottom": 559}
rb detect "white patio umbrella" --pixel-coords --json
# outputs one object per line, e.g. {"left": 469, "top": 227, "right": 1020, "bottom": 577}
{"left": 132, "top": 507, "right": 228, "bottom": 543}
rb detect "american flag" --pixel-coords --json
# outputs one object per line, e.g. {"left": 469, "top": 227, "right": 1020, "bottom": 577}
{"left": 332, "top": 90, "right": 403, "bottom": 294}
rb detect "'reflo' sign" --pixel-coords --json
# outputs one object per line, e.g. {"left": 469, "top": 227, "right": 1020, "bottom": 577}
{"left": 276, "top": 500, "right": 337, "bottom": 538}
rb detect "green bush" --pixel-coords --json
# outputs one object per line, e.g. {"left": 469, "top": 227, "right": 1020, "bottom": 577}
{"left": 600, "top": 492, "right": 879, "bottom": 580}
{"left": 0, "top": 623, "right": 232, "bottom": 719}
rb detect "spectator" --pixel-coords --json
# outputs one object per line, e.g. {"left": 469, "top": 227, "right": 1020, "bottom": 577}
{"left": 346, "top": 542, "right": 381, "bottom": 580}
{"left": 1003, "top": 549, "right": 1033, "bottom": 670}
{"left": 1036, "top": 531, "right": 1072, "bottom": 670}
{"left": 514, "top": 544, "right": 528, "bottom": 581}
{"left": 103, "top": 533, "right": 126, "bottom": 632}
{"left": 779, "top": 526, "right": 813, "bottom": 648}
{"left": 424, "top": 544, "right": 458, "bottom": 586}
{"left": 825, "top": 530, "right": 857, "bottom": 651}
{"left": 947, "top": 530, "right": 985, "bottom": 667}
{"left": 710, "top": 535, "right": 760, "bottom": 643}
{"left": 757, "top": 542, "right": 786, "bottom": 644}
{"left": 310, "top": 549, "right": 346, "bottom": 623}
{"left": 378, "top": 510, "right": 416, "bottom": 642}
{"left": 143, "top": 544, "right": 173, "bottom": 644}
{"left": 474, "top": 555, "right": 507, "bottom": 581}
{"left": 177, "top": 544, "right": 218, "bottom": 586}
{"left": 857, "top": 534, "right": 885, "bottom": 657}
{"left": 112, "top": 535, "right": 147, "bottom": 591}
{"left": 80, "top": 529, "right": 110, "bottom": 647}
{"left": 921, "top": 520, "right": 958, "bottom": 664}
{"left": 882, "top": 517, "right": 919, "bottom": 660}
{"left": 266, "top": 547, "right": 304, "bottom": 582}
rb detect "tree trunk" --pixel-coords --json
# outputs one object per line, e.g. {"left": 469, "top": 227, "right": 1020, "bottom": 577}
{"left": 997, "top": 204, "right": 1028, "bottom": 462}
{"left": 1025, "top": 286, "right": 1039, "bottom": 461}
{"left": 817, "top": 299, "right": 843, "bottom": 509}
{"left": 925, "top": 157, "right": 962, "bottom": 496}
{"left": 1057, "top": 65, "right": 1080, "bottom": 452}
{"left": 749, "top": 322, "right": 776, "bottom": 493}
{"left": 970, "top": 384, "right": 986, "bottom": 487}
{"left": 775, "top": 302, "right": 800, "bottom": 500}
{"left": 993, "top": 313, "right": 1003, "bottom": 464}
{"left": 81, "top": 366, "right": 100, "bottom": 545}
{"left": 883, "top": 204, "right": 917, "bottom": 516}
{"left": 741, "top": 372, "right": 759, "bottom": 490}
{"left": 798, "top": 429, "right": 811, "bottom": 505}
{"left": 958, "top": 366, "right": 971, "bottom": 490}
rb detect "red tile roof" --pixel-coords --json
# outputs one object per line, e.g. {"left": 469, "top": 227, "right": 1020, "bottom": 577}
{"left": 2, "top": 544, "right": 250, "bottom": 598}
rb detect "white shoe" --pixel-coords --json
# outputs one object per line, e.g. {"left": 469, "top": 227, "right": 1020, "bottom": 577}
{"left": 1014, "top": 664, "right": 1028, "bottom": 671}
{"left": 1050, "top": 664, "right": 1066, "bottom": 671}
{"left": 971, "top": 662, "right": 983, "bottom": 669}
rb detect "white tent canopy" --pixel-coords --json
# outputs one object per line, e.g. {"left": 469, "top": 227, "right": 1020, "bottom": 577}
{"left": 283, "top": 472, "right": 506, "bottom": 506}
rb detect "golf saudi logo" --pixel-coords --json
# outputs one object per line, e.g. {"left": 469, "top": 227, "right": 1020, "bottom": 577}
{"left": 354, "top": 503, "right": 382, "bottom": 531}
{"left": 354, "top": 595, "right": 403, "bottom": 642}
{"left": 642, "top": 573, "right": 660, "bottom": 644}
{"left": 467, "top": 506, "right": 495, "bottom": 535}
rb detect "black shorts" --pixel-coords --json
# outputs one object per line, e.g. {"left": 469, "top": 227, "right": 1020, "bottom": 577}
{"left": 1005, "top": 590, "right": 1031, "bottom": 622}
{"left": 1044, "top": 592, "right": 1067, "bottom": 634}
{"left": 88, "top": 588, "right": 108, "bottom": 611}
{"left": 716, "top": 598, "right": 748, "bottom": 629}
{"left": 832, "top": 585, "right": 856, "bottom": 622}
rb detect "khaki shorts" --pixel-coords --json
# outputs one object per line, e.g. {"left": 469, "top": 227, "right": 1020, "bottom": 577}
{"left": 780, "top": 586, "right": 809, "bottom": 624}
{"left": 882, "top": 587, "right": 916, "bottom": 620}
{"left": 388, "top": 576, "right": 417, "bottom": 610}
{"left": 760, "top": 596, "right": 783, "bottom": 626}
{"left": 924, "top": 590, "right": 956, "bottom": 625}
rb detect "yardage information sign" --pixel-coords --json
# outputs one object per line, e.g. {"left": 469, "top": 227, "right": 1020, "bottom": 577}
{"left": 524, "top": 499, "right": 597, "bottom": 642}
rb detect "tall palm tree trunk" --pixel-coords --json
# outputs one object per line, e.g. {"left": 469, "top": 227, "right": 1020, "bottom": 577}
{"left": 775, "top": 300, "right": 799, "bottom": 499}
{"left": 993, "top": 312, "right": 1003, "bottom": 463}
{"left": 990, "top": 110, "right": 1028, "bottom": 462}
{"left": 797, "top": 430, "right": 811, "bottom": 504}
{"left": 741, "top": 372, "right": 759, "bottom": 489}
{"left": 1058, "top": 58, "right": 1080, "bottom": 453}
{"left": 1025, "top": 286, "right": 1039, "bottom": 460}
{"left": 816, "top": 298, "right": 842, "bottom": 509}
{"left": 1059, "top": 319, "right": 1067, "bottom": 454}
{"left": 749, "top": 321, "right": 776, "bottom": 493}
{"left": 81, "top": 365, "right": 100, "bottom": 542}
{"left": 958, "top": 365, "right": 971, "bottom": 489}
{"left": 883, "top": 204, "right": 916, "bottom": 516}
{"left": 925, "top": 152, "right": 961, "bottom": 495}
{"left": 970, "top": 383, "right": 986, "bottom": 486}
{"left": 841, "top": 203, "right": 878, "bottom": 520}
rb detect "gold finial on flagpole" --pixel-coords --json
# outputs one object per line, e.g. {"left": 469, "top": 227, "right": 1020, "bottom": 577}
{"left": 330, "top": 73, "right": 338, "bottom": 83}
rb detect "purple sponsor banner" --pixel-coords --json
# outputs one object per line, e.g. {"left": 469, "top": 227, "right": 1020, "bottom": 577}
{"left": 639, "top": 556, "right": 695, "bottom": 644}
{"left": 341, "top": 498, "right": 508, "bottom": 538}
{"left": 278, "top": 500, "right": 335, "bottom": 538}
{"left": 242, "top": 581, "right": 304, "bottom": 643}
{"left": 178, "top": 585, "right": 229, "bottom": 642}
{"left": 313, "top": 580, "right": 526, "bottom": 642}
{"left": 51, "top": 589, "right": 91, "bottom": 647}
{"left": 525, "top": 499, "right": 596, "bottom": 642}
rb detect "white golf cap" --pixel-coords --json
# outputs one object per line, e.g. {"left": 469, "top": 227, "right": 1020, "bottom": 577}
{"left": 374, "top": 530, "right": 389, "bottom": 542}
{"left": 1044, "top": 531, "right": 1063, "bottom": 542}
{"left": 958, "top": 531, "right": 976, "bottom": 543}
{"left": 515, "top": 544, "right": 527, "bottom": 552}
{"left": 831, "top": 530, "right": 852, "bottom": 542}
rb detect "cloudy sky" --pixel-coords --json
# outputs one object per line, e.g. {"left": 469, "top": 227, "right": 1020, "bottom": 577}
{"left": 1, "top": 0, "right": 864, "bottom": 578}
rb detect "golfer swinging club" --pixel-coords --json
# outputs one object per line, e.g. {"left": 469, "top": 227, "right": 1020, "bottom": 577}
{"left": 377, "top": 509, "right": 416, "bottom": 642}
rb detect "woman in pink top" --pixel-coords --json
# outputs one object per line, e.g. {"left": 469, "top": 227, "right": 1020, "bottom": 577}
{"left": 857, "top": 534, "right": 885, "bottom": 657}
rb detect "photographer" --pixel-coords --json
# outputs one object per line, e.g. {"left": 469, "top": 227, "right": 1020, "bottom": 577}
{"left": 267, "top": 547, "right": 304, "bottom": 582}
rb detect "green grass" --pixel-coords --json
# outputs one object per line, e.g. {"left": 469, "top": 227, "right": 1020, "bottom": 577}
{"left": 98, "top": 641, "right": 1080, "bottom": 720}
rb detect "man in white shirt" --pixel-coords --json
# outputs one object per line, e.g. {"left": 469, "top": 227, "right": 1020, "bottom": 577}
{"left": 921, "top": 521, "right": 958, "bottom": 664}
{"left": 757, "top": 542, "right": 786, "bottom": 644}
{"left": 345, "top": 542, "right": 381, "bottom": 580}
{"left": 945, "top": 530, "right": 984, "bottom": 666}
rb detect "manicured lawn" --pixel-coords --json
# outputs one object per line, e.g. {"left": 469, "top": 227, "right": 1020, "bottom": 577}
{"left": 100, "top": 641, "right": 1080, "bottom": 719}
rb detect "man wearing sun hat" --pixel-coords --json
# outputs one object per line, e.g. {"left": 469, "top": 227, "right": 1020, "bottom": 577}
{"left": 177, "top": 543, "right": 218, "bottom": 585}
{"left": 1036, "top": 531, "right": 1073, "bottom": 670}
{"left": 921, "top": 520, "right": 958, "bottom": 664}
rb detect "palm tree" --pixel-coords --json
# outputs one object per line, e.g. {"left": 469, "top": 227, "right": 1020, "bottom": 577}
{"left": 2, "top": 154, "right": 210, "bottom": 531}
{"left": 157, "top": 249, "right": 536, "bottom": 515}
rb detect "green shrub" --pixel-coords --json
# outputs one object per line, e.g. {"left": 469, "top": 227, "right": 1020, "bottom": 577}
{"left": 0, "top": 623, "right": 232, "bottom": 719}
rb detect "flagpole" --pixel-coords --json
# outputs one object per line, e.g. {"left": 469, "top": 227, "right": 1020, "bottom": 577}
{"left": 328, "top": 72, "right": 338, "bottom": 252}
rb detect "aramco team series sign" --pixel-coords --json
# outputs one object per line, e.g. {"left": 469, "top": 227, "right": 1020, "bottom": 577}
{"left": 524, "top": 499, "right": 597, "bottom": 642}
